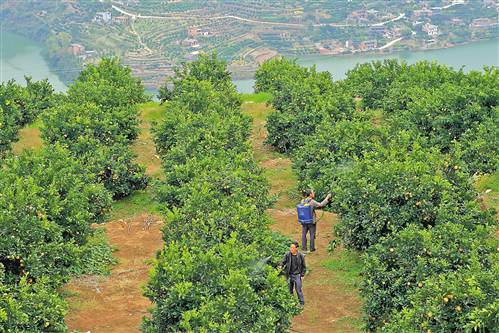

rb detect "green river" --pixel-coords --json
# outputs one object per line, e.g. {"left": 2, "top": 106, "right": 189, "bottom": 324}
{"left": 1, "top": 30, "right": 497, "bottom": 93}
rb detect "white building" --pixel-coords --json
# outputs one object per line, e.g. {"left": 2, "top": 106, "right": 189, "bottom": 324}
{"left": 422, "top": 23, "right": 439, "bottom": 36}
{"left": 94, "top": 11, "right": 112, "bottom": 24}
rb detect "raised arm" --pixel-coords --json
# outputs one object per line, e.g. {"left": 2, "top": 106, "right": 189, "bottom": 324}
{"left": 309, "top": 193, "right": 332, "bottom": 209}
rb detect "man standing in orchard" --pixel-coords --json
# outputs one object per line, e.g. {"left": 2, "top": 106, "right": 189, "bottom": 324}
{"left": 297, "top": 189, "right": 331, "bottom": 252}
{"left": 280, "top": 241, "right": 306, "bottom": 306}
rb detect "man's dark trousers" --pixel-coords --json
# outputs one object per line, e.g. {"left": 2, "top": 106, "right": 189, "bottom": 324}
{"left": 289, "top": 273, "right": 304, "bottom": 305}
{"left": 302, "top": 223, "right": 316, "bottom": 251}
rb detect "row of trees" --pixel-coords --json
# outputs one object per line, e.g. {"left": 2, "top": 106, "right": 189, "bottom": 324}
{"left": 142, "top": 54, "right": 297, "bottom": 332}
{"left": 0, "top": 77, "right": 55, "bottom": 159}
{"left": 257, "top": 58, "right": 498, "bottom": 332}
{"left": 1, "top": 58, "right": 148, "bottom": 331}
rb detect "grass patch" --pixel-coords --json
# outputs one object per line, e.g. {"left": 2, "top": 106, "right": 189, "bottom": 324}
{"left": 71, "top": 228, "right": 117, "bottom": 276}
{"left": 476, "top": 170, "right": 499, "bottom": 211}
{"left": 109, "top": 187, "right": 159, "bottom": 220}
{"left": 241, "top": 92, "right": 271, "bottom": 103}
{"left": 334, "top": 317, "right": 363, "bottom": 333}
{"left": 12, "top": 119, "right": 43, "bottom": 154}
{"left": 139, "top": 101, "right": 166, "bottom": 123}
{"left": 322, "top": 249, "right": 363, "bottom": 291}
{"left": 133, "top": 102, "right": 166, "bottom": 177}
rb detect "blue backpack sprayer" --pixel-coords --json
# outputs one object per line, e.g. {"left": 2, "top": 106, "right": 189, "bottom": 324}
{"left": 296, "top": 201, "right": 314, "bottom": 224}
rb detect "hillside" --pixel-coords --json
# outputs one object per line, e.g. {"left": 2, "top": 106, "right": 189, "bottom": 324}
{"left": 1, "top": 0, "right": 497, "bottom": 88}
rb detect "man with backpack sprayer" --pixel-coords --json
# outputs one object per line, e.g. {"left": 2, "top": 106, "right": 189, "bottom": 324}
{"left": 297, "top": 189, "right": 332, "bottom": 252}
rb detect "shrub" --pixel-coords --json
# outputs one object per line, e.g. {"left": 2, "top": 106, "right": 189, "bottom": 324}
{"left": 142, "top": 239, "right": 297, "bottom": 333}
{"left": 361, "top": 223, "right": 498, "bottom": 331}
{"left": 159, "top": 53, "right": 240, "bottom": 109}
{"left": 67, "top": 57, "right": 149, "bottom": 108}
{"left": 265, "top": 76, "right": 354, "bottom": 153}
{"left": 389, "top": 82, "right": 497, "bottom": 153}
{"left": 452, "top": 113, "right": 499, "bottom": 175}
{"left": 0, "top": 81, "right": 24, "bottom": 158}
{"left": 342, "top": 59, "right": 403, "bottom": 109}
{"left": 144, "top": 54, "right": 296, "bottom": 332}
{"left": 0, "top": 146, "right": 111, "bottom": 285}
{"left": 293, "top": 112, "right": 387, "bottom": 200}
{"left": 41, "top": 58, "right": 149, "bottom": 198}
{"left": 382, "top": 266, "right": 499, "bottom": 333}
{"left": 254, "top": 57, "right": 306, "bottom": 94}
{"left": 0, "top": 269, "right": 67, "bottom": 333}
{"left": 255, "top": 56, "right": 357, "bottom": 153}
{"left": 0, "top": 105, "right": 21, "bottom": 159}
{"left": 331, "top": 134, "right": 494, "bottom": 250}
{"left": 41, "top": 102, "right": 140, "bottom": 145}
{"left": 155, "top": 151, "right": 270, "bottom": 210}
{"left": 153, "top": 105, "right": 251, "bottom": 159}
{"left": 22, "top": 76, "right": 55, "bottom": 124}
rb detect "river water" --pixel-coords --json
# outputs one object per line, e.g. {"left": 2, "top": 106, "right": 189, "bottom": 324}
{"left": 235, "top": 38, "right": 499, "bottom": 93}
{"left": 0, "top": 31, "right": 67, "bottom": 91}
{"left": 1, "top": 30, "right": 497, "bottom": 93}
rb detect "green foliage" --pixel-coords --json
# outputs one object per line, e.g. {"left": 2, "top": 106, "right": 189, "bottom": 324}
{"left": 344, "top": 61, "right": 498, "bottom": 174}
{"left": 67, "top": 57, "right": 149, "bottom": 108}
{"left": 41, "top": 102, "right": 139, "bottom": 145}
{"left": 22, "top": 76, "right": 55, "bottom": 124}
{"left": 158, "top": 53, "right": 239, "bottom": 108}
{"left": 362, "top": 223, "right": 498, "bottom": 332}
{"left": 343, "top": 59, "right": 404, "bottom": 109}
{"left": 260, "top": 57, "right": 498, "bottom": 331}
{"left": 41, "top": 58, "right": 149, "bottom": 198}
{"left": 0, "top": 78, "right": 54, "bottom": 159}
{"left": 142, "top": 239, "right": 298, "bottom": 333}
{"left": 0, "top": 146, "right": 111, "bottom": 285}
{"left": 452, "top": 113, "right": 499, "bottom": 175}
{"left": 293, "top": 112, "right": 387, "bottom": 200}
{"left": 255, "top": 57, "right": 357, "bottom": 153}
{"left": 331, "top": 134, "right": 493, "bottom": 250}
{"left": 0, "top": 270, "right": 67, "bottom": 333}
{"left": 71, "top": 228, "right": 116, "bottom": 276}
{"left": 383, "top": 266, "right": 499, "bottom": 333}
{"left": 254, "top": 57, "right": 305, "bottom": 94}
{"left": 144, "top": 54, "right": 296, "bottom": 332}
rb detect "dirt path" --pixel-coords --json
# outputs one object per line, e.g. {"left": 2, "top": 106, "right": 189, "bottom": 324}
{"left": 65, "top": 215, "right": 163, "bottom": 333}
{"left": 65, "top": 103, "right": 166, "bottom": 333}
{"left": 243, "top": 102, "right": 363, "bottom": 333}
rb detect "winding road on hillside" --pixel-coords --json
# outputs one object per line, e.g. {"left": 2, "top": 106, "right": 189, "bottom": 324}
{"left": 111, "top": 3, "right": 405, "bottom": 29}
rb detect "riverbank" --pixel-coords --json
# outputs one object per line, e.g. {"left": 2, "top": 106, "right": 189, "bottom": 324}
{"left": 1, "top": 28, "right": 497, "bottom": 94}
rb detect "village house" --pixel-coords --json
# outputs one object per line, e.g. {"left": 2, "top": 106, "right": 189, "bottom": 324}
{"left": 188, "top": 27, "right": 211, "bottom": 38}
{"left": 450, "top": 18, "right": 465, "bottom": 26}
{"left": 113, "top": 16, "right": 131, "bottom": 24}
{"left": 93, "top": 11, "right": 112, "bottom": 24}
{"left": 470, "top": 18, "right": 497, "bottom": 28}
{"left": 181, "top": 38, "right": 201, "bottom": 48}
{"left": 370, "top": 26, "right": 386, "bottom": 34}
{"left": 413, "top": 8, "right": 433, "bottom": 19}
{"left": 68, "top": 43, "right": 85, "bottom": 55}
{"left": 360, "top": 40, "right": 378, "bottom": 51}
{"left": 422, "top": 23, "right": 439, "bottom": 36}
{"left": 347, "top": 10, "right": 368, "bottom": 24}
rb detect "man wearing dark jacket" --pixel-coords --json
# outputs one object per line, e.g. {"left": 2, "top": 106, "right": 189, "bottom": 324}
{"left": 280, "top": 241, "right": 306, "bottom": 306}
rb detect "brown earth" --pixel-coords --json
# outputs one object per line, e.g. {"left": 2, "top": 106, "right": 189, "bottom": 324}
{"left": 243, "top": 102, "right": 363, "bottom": 333}
{"left": 65, "top": 215, "right": 163, "bottom": 333}
{"left": 64, "top": 100, "right": 361, "bottom": 333}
